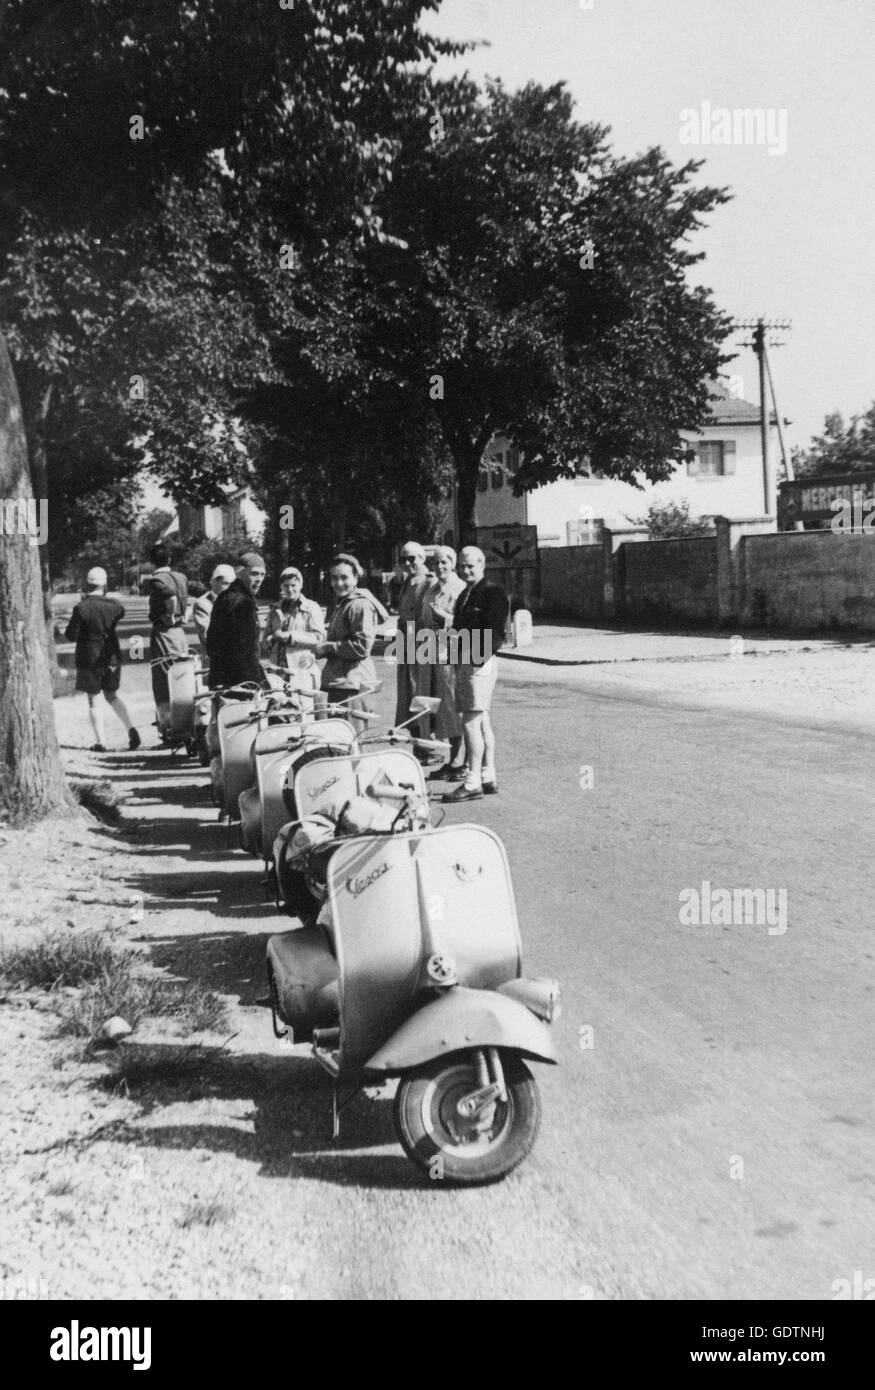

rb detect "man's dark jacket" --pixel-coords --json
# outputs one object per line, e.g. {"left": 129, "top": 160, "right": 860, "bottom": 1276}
{"left": 205, "top": 578, "right": 263, "bottom": 689}
{"left": 451, "top": 578, "right": 509, "bottom": 664}
{"left": 65, "top": 596, "right": 124, "bottom": 671}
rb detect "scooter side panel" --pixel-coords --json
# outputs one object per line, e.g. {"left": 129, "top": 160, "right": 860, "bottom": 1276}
{"left": 167, "top": 657, "right": 197, "bottom": 738}
{"left": 258, "top": 746, "right": 306, "bottom": 857}
{"left": 363, "top": 987, "right": 558, "bottom": 1072}
{"left": 222, "top": 719, "right": 262, "bottom": 820}
{"left": 326, "top": 836, "right": 424, "bottom": 1070}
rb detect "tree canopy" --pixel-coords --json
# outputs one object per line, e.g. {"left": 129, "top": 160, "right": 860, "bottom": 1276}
{"left": 792, "top": 404, "right": 875, "bottom": 477}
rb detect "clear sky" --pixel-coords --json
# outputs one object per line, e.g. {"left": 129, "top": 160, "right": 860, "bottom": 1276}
{"left": 424, "top": 0, "right": 875, "bottom": 453}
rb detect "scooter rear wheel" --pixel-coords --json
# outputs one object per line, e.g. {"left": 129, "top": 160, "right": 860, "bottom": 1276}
{"left": 393, "top": 1051, "right": 540, "bottom": 1186}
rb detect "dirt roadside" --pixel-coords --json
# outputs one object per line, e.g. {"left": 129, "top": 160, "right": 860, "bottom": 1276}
{"left": 0, "top": 681, "right": 345, "bottom": 1301}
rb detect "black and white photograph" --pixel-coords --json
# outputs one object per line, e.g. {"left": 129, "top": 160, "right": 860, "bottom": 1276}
{"left": 0, "top": 0, "right": 872, "bottom": 1331}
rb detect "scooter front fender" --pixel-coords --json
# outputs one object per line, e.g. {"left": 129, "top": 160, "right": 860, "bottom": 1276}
{"left": 363, "top": 987, "right": 557, "bottom": 1074}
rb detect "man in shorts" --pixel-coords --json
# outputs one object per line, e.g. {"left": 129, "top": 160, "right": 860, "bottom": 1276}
{"left": 65, "top": 567, "right": 140, "bottom": 752}
{"left": 443, "top": 545, "right": 508, "bottom": 802}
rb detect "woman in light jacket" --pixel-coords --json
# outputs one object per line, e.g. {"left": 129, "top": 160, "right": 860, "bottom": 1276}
{"left": 315, "top": 553, "right": 380, "bottom": 728}
{"left": 417, "top": 545, "right": 466, "bottom": 776}
{"left": 263, "top": 566, "right": 325, "bottom": 691}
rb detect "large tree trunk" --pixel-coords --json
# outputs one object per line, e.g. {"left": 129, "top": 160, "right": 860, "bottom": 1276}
{"left": 0, "top": 336, "right": 73, "bottom": 822}
{"left": 19, "top": 370, "right": 61, "bottom": 676}
{"left": 442, "top": 417, "right": 493, "bottom": 547}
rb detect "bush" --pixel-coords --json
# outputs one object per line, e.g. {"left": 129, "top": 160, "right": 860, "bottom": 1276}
{"left": 625, "top": 499, "right": 714, "bottom": 539}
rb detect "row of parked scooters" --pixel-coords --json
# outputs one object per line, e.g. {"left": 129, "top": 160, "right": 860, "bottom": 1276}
{"left": 154, "top": 652, "right": 560, "bottom": 1185}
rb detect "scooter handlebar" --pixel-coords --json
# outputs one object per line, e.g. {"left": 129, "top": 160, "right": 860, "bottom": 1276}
{"left": 365, "top": 784, "right": 422, "bottom": 803}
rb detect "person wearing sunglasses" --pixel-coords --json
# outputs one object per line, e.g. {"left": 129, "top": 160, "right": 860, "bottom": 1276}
{"left": 394, "top": 541, "right": 431, "bottom": 734}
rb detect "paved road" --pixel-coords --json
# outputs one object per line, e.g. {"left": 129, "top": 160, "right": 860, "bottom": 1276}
{"left": 72, "top": 653, "right": 873, "bottom": 1300}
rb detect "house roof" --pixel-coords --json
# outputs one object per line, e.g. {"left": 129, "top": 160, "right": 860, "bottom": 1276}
{"left": 705, "top": 377, "right": 774, "bottom": 425}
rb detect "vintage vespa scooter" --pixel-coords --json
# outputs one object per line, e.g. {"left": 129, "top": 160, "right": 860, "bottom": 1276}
{"left": 266, "top": 784, "right": 560, "bottom": 1185}
{"left": 271, "top": 694, "right": 444, "bottom": 915}
{"left": 151, "top": 654, "right": 211, "bottom": 756}
{"left": 237, "top": 676, "right": 365, "bottom": 866}
{"left": 208, "top": 674, "right": 304, "bottom": 820}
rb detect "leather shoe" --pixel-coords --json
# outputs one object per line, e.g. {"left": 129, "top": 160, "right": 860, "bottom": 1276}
{"left": 442, "top": 784, "right": 483, "bottom": 803}
{"left": 428, "top": 762, "right": 464, "bottom": 781}
{"left": 482, "top": 781, "right": 498, "bottom": 795}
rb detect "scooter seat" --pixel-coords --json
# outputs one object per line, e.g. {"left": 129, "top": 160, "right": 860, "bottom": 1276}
{"left": 267, "top": 926, "right": 339, "bottom": 1041}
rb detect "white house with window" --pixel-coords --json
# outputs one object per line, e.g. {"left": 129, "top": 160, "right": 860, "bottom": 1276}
{"left": 166, "top": 488, "right": 267, "bottom": 545}
{"left": 463, "top": 379, "right": 776, "bottom": 546}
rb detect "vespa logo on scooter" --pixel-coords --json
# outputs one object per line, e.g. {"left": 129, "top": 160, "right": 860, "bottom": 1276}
{"left": 309, "top": 774, "right": 340, "bottom": 799}
{"left": 346, "top": 862, "right": 391, "bottom": 899}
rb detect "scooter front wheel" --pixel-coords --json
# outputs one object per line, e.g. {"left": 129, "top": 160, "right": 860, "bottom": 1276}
{"left": 393, "top": 1051, "right": 540, "bottom": 1186}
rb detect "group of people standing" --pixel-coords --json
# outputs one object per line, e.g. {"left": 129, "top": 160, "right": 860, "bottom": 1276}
{"left": 392, "top": 542, "right": 509, "bottom": 802}
{"left": 66, "top": 539, "right": 509, "bottom": 802}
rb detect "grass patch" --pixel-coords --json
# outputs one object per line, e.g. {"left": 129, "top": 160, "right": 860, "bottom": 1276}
{"left": 0, "top": 930, "right": 229, "bottom": 1041}
{"left": 0, "top": 930, "right": 120, "bottom": 990}
{"left": 56, "top": 975, "right": 229, "bottom": 1042}
{"left": 69, "top": 777, "right": 125, "bottom": 823}
{"left": 46, "top": 1176, "right": 77, "bottom": 1197}
{"left": 179, "top": 1199, "right": 231, "bottom": 1230}
{"left": 101, "top": 1044, "right": 208, "bottom": 1096}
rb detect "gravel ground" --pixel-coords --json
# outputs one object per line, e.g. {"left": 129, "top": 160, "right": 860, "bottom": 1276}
{"left": 1, "top": 640, "right": 872, "bottom": 1301}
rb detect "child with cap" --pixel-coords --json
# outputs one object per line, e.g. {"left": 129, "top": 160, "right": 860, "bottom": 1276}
{"left": 64, "top": 567, "right": 140, "bottom": 752}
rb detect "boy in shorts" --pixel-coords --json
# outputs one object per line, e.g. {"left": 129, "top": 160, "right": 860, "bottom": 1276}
{"left": 65, "top": 567, "right": 140, "bottom": 752}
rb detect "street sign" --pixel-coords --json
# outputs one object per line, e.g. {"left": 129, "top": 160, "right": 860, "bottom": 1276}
{"left": 477, "top": 524, "right": 538, "bottom": 567}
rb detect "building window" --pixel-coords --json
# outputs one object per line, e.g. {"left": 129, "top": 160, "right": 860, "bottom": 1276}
{"left": 688, "top": 441, "right": 736, "bottom": 476}
{"left": 491, "top": 467, "right": 503, "bottom": 490}
{"left": 477, "top": 471, "right": 488, "bottom": 493}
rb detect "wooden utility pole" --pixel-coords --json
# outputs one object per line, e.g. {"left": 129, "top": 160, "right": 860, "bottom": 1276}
{"left": 733, "top": 319, "right": 792, "bottom": 516}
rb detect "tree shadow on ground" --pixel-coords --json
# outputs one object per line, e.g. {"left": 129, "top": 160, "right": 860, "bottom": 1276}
{"left": 135, "top": 926, "right": 275, "bottom": 1005}
{"left": 92, "top": 1040, "right": 421, "bottom": 1189}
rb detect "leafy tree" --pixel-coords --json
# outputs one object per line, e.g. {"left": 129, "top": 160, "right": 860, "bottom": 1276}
{"left": 791, "top": 404, "right": 875, "bottom": 477}
{"left": 0, "top": 0, "right": 460, "bottom": 819}
{"left": 136, "top": 509, "right": 175, "bottom": 562}
{"left": 175, "top": 530, "right": 253, "bottom": 588}
{"left": 378, "top": 79, "right": 732, "bottom": 538}
{"left": 61, "top": 481, "right": 144, "bottom": 589}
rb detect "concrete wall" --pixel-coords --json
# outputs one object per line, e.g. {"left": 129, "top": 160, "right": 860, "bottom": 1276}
{"left": 539, "top": 544, "right": 605, "bottom": 620}
{"left": 534, "top": 520, "right": 875, "bottom": 633}
{"left": 739, "top": 530, "right": 875, "bottom": 631}
{"left": 619, "top": 536, "right": 718, "bottom": 625}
